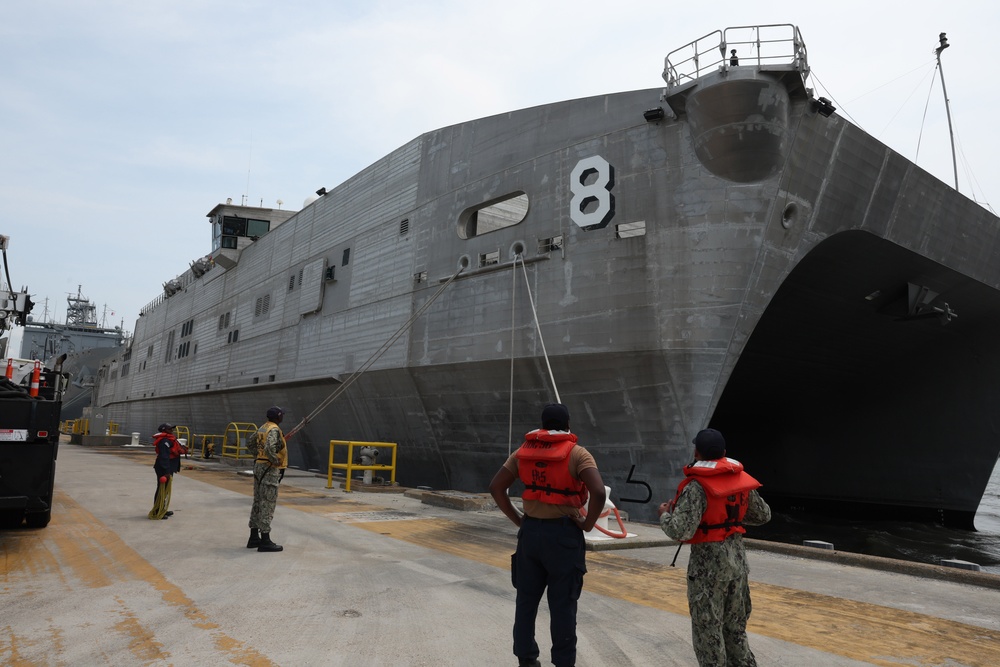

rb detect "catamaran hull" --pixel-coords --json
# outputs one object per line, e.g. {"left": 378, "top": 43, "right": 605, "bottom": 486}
{"left": 93, "top": 48, "right": 1000, "bottom": 526}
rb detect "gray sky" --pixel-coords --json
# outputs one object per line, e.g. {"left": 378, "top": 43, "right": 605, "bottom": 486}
{"left": 2, "top": 0, "right": 996, "bottom": 340}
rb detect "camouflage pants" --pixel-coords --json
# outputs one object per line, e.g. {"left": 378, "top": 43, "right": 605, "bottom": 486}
{"left": 687, "top": 574, "right": 756, "bottom": 667}
{"left": 249, "top": 463, "right": 280, "bottom": 533}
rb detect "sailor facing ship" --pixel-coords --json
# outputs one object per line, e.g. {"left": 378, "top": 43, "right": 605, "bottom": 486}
{"left": 658, "top": 429, "right": 771, "bottom": 667}
{"left": 489, "top": 403, "right": 606, "bottom": 667}
{"left": 247, "top": 406, "right": 288, "bottom": 553}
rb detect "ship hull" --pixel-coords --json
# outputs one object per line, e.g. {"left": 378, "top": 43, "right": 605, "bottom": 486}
{"left": 93, "top": 50, "right": 1000, "bottom": 525}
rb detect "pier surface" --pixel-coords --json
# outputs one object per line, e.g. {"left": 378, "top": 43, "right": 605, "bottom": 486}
{"left": 2, "top": 444, "right": 998, "bottom": 666}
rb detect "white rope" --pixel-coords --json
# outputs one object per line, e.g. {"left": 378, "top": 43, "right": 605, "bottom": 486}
{"left": 508, "top": 255, "right": 518, "bottom": 456}
{"left": 285, "top": 266, "right": 465, "bottom": 439}
{"left": 518, "top": 256, "right": 560, "bottom": 404}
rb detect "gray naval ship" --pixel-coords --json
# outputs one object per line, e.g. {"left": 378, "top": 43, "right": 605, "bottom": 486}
{"left": 92, "top": 25, "right": 1000, "bottom": 526}
{"left": 17, "top": 287, "right": 124, "bottom": 420}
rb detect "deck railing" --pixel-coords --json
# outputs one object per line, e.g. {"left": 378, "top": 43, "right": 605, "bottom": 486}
{"left": 663, "top": 24, "right": 808, "bottom": 91}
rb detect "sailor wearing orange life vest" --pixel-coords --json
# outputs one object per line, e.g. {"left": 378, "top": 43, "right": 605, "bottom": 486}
{"left": 658, "top": 428, "right": 771, "bottom": 667}
{"left": 148, "top": 423, "right": 187, "bottom": 520}
{"left": 489, "top": 403, "right": 606, "bottom": 667}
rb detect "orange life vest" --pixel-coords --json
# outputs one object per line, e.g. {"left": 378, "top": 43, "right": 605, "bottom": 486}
{"left": 516, "top": 430, "right": 588, "bottom": 508}
{"left": 672, "top": 457, "right": 761, "bottom": 544}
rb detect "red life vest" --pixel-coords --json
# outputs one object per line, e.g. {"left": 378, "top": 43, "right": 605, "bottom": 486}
{"left": 672, "top": 457, "right": 761, "bottom": 544}
{"left": 153, "top": 433, "right": 183, "bottom": 459}
{"left": 516, "top": 430, "right": 588, "bottom": 508}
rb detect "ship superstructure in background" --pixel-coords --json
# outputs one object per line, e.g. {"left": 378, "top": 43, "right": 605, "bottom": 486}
{"left": 18, "top": 287, "right": 125, "bottom": 420}
{"left": 92, "top": 25, "right": 1000, "bottom": 527}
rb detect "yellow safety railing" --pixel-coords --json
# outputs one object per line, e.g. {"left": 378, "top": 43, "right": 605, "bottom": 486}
{"left": 108, "top": 421, "right": 120, "bottom": 435}
{"left": 73, "top": 419, "right": 90, "bottom": 435}
{"left": 221, "top": 422, "right": 259, "bottom": 460}
{"left": 327, "top": 440, "right": 398, "bottom": 492}
{"left": 173, "top": 425, "right": 191, "bottom": 456}
{"left": 193, "top": 433, "right": 222, "bottom": 459}
{"left": 60, "top": 420, "right": 75, "bottom": 433}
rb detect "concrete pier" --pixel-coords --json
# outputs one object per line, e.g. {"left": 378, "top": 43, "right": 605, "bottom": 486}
{"left": 1, "top": 444, "right": 997, "bottom": 666}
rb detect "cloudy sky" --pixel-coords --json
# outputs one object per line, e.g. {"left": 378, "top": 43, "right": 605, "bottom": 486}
{"left": 2, "top": 0, "right": 996, "bottom": 345}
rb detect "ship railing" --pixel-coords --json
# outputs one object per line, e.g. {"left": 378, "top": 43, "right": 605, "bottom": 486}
{"left": 139, "top": 259, "right": 208, "bottom": 316}
{"left": 663, "top": 23, "right": 808, "bottom": 92}
{"left": 221, "top": 422, "right": 259, "bottom": 461}
{"left": 326, "top": 440, "right": 398, "bottom": 493}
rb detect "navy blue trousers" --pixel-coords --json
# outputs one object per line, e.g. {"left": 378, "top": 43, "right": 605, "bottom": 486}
{"left": 512, "top": 516, "right": 587, "bottom": 667}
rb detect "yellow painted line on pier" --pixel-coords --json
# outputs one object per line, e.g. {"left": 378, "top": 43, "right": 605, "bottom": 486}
{"left": 149, "top": 460, "right": 1000, "bottom": 666}
{"left": 346, "top": 516, "right": 1000, "bottom": 667}
{"left": 0, "top": 490, "right": 277, "bottom": 667}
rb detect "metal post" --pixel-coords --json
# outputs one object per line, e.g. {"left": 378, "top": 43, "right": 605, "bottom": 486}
{"left": 935, "top": 32, "right": 959, "bottom": 192}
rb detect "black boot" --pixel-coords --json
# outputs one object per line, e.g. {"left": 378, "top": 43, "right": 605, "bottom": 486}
{"left": 257, "top": 532, "right": 283, "bottom": 552}
{"left": 247, "top": 528, "right": 261, "bottom": 549}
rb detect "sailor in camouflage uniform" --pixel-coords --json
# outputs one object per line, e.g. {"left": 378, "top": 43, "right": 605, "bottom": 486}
{"left": 658, "top": 428, "right": 770, "bottom": 667}
{"left": 247, "top": 406, "right": 288, "bottom": 553}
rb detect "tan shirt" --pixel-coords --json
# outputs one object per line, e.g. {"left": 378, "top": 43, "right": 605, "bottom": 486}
{"left": 503, "top": 443, "right": 597, "bottom": 519}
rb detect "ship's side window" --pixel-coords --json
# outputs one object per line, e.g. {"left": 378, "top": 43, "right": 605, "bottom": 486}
{"left": 538, "top": 235, "right": 563, "bottom": 253}
{"left": 458, "top": 192, "right": 529, "bottom": 239}
{"left": 342, "top": 248, "right": 351, "bottom": 266}
{"left": 615, "top": 221, "right": 646, "bottom": 239}
{"left": 479, "top": 250, "right": 500, "bottom": 267}
{"left": 147, "top": 345, "right": 154, "bottom": 358}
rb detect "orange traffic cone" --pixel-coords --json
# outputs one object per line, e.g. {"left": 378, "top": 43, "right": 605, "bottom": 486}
{"left": 4, "top": 358, "right": 12, "bottom": 380}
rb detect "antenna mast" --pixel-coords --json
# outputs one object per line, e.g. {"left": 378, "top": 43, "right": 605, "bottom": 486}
{"left": 935, "top": 32, "right": 959, "bottom": 191}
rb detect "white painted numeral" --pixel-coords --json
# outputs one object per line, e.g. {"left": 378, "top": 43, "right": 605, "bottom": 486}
{"left": 570, "top": 155, "right": 615, "bottom": 230}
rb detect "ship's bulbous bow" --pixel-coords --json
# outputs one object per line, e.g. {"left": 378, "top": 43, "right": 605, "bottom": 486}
{"left": 686, "top": 70, "right": 791, "bottom": 182}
